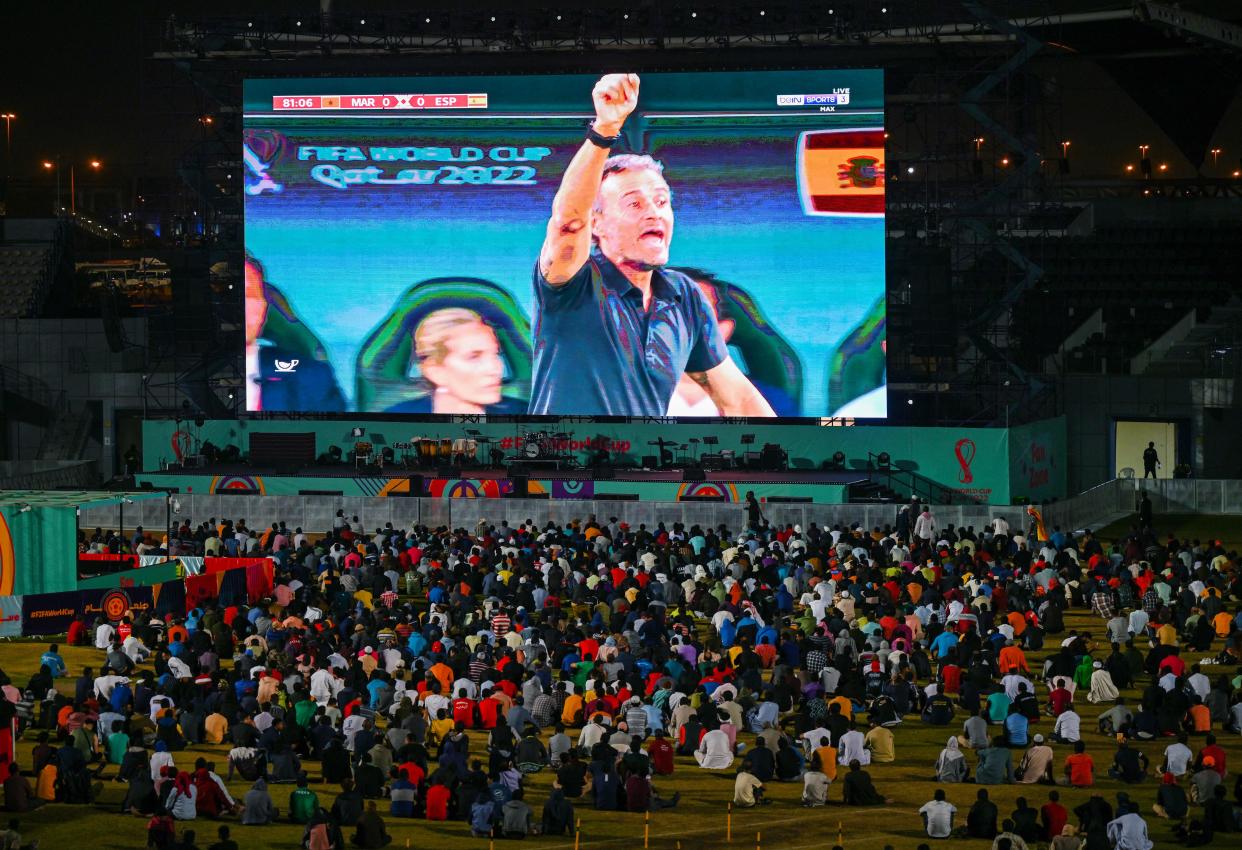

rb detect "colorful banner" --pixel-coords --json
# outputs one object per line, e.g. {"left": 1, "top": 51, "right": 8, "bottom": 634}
{"left": 0, "top": 596, "right": 21, "bottom": 638}
{"left": 143, "top": 418, "right": 1014, "bottom": 503}
{"left": 77, "top": 560, "right": 183, "bottom": 590}
{"left": 81, "top": 587, "right": 154, "bottom": 623}
{"left": 18, "top": 556, "right": 277, "bottom": 637}
{"left": 204, "top": 557, "right": 270, "bottom": 574}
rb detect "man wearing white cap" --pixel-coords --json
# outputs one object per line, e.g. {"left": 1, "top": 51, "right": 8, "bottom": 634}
{"left": 1016, "top": 734, "right": 1055, "bottom": 784}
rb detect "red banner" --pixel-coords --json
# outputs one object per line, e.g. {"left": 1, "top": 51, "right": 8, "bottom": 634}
{"left": 204, "top": 557, "right": 269, "bottom": 575}
{"left": 79, "top": 553, "right": 139, "bottom": 569}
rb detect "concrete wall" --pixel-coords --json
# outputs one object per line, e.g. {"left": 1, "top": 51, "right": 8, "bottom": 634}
{"left": 0, "top": 316, "right": 178, "bottom": 478}
{"left": 1062, "top": 375, "right": 1240, "bottom": 494}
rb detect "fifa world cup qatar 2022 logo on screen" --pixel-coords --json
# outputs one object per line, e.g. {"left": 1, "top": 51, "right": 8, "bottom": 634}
{"left": 954, "top": 438, "right": 976, "bottom": 484}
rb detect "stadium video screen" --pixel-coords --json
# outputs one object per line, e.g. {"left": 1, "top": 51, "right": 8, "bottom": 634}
{"left": 242, "top": 70, "right": 886, "bottom": 418}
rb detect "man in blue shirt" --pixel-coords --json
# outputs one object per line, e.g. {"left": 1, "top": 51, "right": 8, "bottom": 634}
{"left": 530, "top": 73, "right": 775, "bottom": 417}
{"left": 40, "top": 644, "right": 66, "bottom": 678}
{"left": 930, "top": 630, "right": 959, "bottom": 660}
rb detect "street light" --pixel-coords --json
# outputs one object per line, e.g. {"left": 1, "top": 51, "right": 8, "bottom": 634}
{"left": 41, "top": 156, "right": 102, "bottom": 215}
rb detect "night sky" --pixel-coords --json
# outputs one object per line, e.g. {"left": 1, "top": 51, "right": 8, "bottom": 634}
{"left": 3, "top": 1, "right": 1241, "bottom": 191}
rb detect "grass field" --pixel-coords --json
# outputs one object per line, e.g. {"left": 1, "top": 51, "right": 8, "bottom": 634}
{"left": 1094, "top": 513, "right": 1242, "bottom": 553}
{"left": 1, "top": 607, "right": 1235, "bottom": 850}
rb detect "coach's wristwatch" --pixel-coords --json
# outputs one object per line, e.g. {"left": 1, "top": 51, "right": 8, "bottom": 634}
{"left": 586, "top": 123, "right": 621, "bottom": 149}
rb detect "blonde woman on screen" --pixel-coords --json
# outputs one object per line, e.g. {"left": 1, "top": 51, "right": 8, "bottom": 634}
{"left": 386, "top": 308, "right": 514, "bottom": 415}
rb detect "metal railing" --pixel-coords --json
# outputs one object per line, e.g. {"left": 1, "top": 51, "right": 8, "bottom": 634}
{"left": 866, "top": 452, "right": 968, "bottom": 505}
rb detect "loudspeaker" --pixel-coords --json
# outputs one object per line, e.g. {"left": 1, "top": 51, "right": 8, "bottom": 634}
{"left": 767, "top": 496, "right": 812, "bottom": 504}
{"left": 218, "top": 488, "right": 259, "bottom": 496}
{"left": 642, "top": 455, "right": 658, "bottom": 468}
{"left": 510, "top": 475, "right": 529, "bottom": 497}
{"left": 298, "top": 489, "right": 344, "bottom": 496}
{"left": 594, "top": 466, "right": 615, "bottom": 480}
{"left": 682, "top": 468, "right": 706, "bottom": 482}
{"left": 682, "top": 494, "right": 727, "bottom": 502}
{"left": 435, "top": 466, "right": 456, "bottom": 478}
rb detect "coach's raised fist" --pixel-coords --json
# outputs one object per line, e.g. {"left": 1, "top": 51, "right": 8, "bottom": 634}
{"left": 591, "top": 73, "right": 639, "bottom": 136}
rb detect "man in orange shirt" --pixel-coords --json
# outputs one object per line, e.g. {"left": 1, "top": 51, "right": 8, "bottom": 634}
{"left": 1186, "top": 698, "right": 1211, "bottom": 735}
{"left": 998, "top": 640, "right": 1029, "bottom": 675}
{"left": 1063, "top": 740, "right": 1094, "bottom": 787}
{"left": 429, "top": 660, "right": 454, "bottom": 695}
{"left": 812, "top": 736, "right": 838, "bottom": 782}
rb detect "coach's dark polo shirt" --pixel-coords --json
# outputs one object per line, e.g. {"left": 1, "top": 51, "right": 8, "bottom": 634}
{"left": 528, "top": 248, "right": 727, "bottom": 416}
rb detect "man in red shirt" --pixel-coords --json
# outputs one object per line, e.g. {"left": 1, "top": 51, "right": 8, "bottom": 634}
{"left": 1196, "top": 734, "right": 1227, "bottom": 778}
{"left": 452, "top": 692, "right": 475, "bottom": 728}
{"left": 477, "top": 690, "right": 500, "bottom": 729}
{"left": 648, "top": 729, "right": 675, "bottom": 775}
{"left": 1040, "top": 789, "right": 1068, "bottom": 840}
{"left": 1048, "top": 681, "right": 1073, "bottom": 717}
{"left": 425, "top": 780, "right": 451, "bottom": 820}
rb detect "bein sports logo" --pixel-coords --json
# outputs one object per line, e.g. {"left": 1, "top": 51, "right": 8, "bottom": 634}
{"left": 274, "top": 359, "right": 299, "bottom": 373}
{"left": 954, "top": 438, "right": 976, "bottom": 484}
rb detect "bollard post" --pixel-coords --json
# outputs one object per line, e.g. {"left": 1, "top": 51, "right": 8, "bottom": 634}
{"left": 644, "top": 810, "right": 650, "bottom": 849}
{"left": 756, "top": 831, "right": 761, "bottom": 850}
{"left": 727, "top": 802, "right": 732, "bottom": 842}
{"left": 574, "top": 817, "right": 581, "bottom": 850}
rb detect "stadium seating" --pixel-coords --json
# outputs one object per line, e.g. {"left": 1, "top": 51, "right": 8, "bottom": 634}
{"left": 0, "top": 243, "right": 55, "bottom": 318}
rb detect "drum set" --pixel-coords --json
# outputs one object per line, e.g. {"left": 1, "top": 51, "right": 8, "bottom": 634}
{"left": 516, "top": 429, "right": 576, "bottom": 463}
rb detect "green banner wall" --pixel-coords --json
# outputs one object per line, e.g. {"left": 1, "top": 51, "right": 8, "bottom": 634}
{"left": 143, "top": 419, "right": 1014, "bottom": 503}
{"left": 0, "top": 504, "right": 78, "bottom": 596}
{"left": 1008, "top": 416, "right": 1069, "bottom": 503}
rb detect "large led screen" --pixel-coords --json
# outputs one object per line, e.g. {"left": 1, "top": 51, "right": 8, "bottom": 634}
{"left": 243, "top": 70, "right": 886, "bottom": 417}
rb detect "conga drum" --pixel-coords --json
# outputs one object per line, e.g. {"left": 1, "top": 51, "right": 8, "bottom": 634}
{"left": 416, "top": 438, "right": 434, "bottom": 464}
{"left": 437, "top": 438, "right": 452, "bottom": 459}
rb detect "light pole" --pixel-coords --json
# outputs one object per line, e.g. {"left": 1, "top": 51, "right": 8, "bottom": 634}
{"left": 42, "top": 158, "right": 60, "bottom": 214}
{"left": 0, "top": 113, "right": 14, "bottom": 242}
{"left": 42, "top": 156, "right": 102, "bottom": 216}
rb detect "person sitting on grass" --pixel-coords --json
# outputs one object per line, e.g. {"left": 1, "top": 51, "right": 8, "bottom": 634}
{"left": 841, "top": 759, "right": 890, "bottom": 805}
{"left": 965, "top": 788, "right": 999, "bottom": 839}
{"left": 976, "top": 735, "right": 1013, "bottom": 785}
{"left": 935, "top": 736, "right": 969, "bottom": 783}
{"left": 241, "top": 777, "right": 277, "bottom": 825}
{"left": 1108, "top": 740, "right": 1149, "bottom": 784}
{"left": 801, "top": 752, "right": 830, "bottom": 807}
{"left": 918, "top": 788, "right": 956, "bottom": 839}
{"left": 1062, "top": 740, "right": 1095, "bottom": 788}
{"left": 733, "top": 758, "right": 768, "bottom": 807}
{"left": 288, "top": 774, "right": 320, "bottom": 824}
{"left": 207, "top": 824, "right": 239, "bottom": 850}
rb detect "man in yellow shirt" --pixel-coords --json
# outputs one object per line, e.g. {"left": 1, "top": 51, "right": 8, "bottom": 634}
{"left": 864, "top": 720, "right": 895, "bottom": 763}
